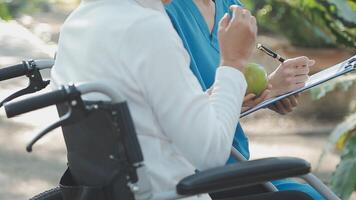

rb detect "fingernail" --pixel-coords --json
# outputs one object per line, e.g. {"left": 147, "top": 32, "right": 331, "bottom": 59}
{"left": 309, "top": 59, "right": 316, "bottom": 66}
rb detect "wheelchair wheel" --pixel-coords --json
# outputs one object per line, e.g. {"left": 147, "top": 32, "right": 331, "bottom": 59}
{"left": 30, "top": 187, "right": 62, "bottom": 200}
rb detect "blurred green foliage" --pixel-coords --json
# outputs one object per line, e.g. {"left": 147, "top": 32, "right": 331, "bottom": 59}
{"left": 310, "top": 74, "right": 356, "bottom": 100}
{"left": 330, "top": 129, "right": 356, "bottom": 199}
{"left": 241, "top": 0, "right": 356, "bottom": 49}
{"left": 0, "top": 0, "right": 50, "bottom": 20}
{"left": 311, "top": 70, "right": 356, "bottom": 198}
{"left": 0, "top": 2, "right": 11, "bottom": 20}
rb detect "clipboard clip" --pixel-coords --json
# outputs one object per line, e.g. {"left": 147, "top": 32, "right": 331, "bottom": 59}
{"left": 346, "top": 57, "right": 356, "bottom": 69}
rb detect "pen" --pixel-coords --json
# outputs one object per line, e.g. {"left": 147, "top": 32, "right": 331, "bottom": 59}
{"left": 257, "top": 43, "right": 285, "bottom": 63}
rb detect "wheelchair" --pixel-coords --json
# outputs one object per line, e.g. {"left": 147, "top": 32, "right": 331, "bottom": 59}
{"left": 0, "top": 59, "right": 344, "bottom": 200}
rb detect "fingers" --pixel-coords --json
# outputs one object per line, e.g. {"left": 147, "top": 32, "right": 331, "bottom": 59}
{"left": 294, "top": 82, "right": 306, "bottom": 89}
{"left": 295, "top": 65, "right": 309, "bottom": 75}
{"left": 251, "top": 16, "right": 257, "bottom": 24}
{"left": 241, "top": 107, "right": 249, "bottom": 113}
{"left": 252, "top": 90, "right": 270, "bottom": 105}
{"left": 288, "top": 81, "right": 306, "bottom": 92}
{"left": 219, "top": 6, "right": 257, "bottom": 71}
{"left": 219, "top": 13, "right": 231, "bottom": 30}
{"left": 275, "top": 101, "right": 288, "bottom": 115}
{"left": 243, "top": 89, "right": 270, "bottom": 108}
{"left": 269, "top": 95, "right": 299, "bottom": 115}
{"left": 268, "top": 104, "right": 278, "bottom": 112}
{"left": 229, "top": 6, "right": 256, "bottom": 33}
{"left": 243, "top": 93, "right": 256, "bottom": 107}
{"left": 240, "top": 8, "right": 251, "bottom": 19}
{"left": 284, "top": 56, "right": 315, "bottom": 70}
{"left": 281, "top": 98, "right": 293, "bottom": 112}
{"left": 286, "top": 56, "right": 309, "bottom": 67}
{"left": 253, "top": 89, "right": 271, "bottom": 104}
{"left": 274, "top": 98, "right": 293, "bottom": 114}
{"left": 289, "top": 95, "right": 299, "bottom": 107}
{"left": 278, "top": 56, "right": 314, "bottom": 92}
{"left": 244, "top": 93, "right": 256, "bottom": 102}
{"left": 268, "top": 103, "right": 284, "bottom": 114}
{"left": 293, "top": 74, "right": 309, "bottom": 84}
{"left": 230, "top": 5, "right": 244, "bottom": 20}
{"left": 258, "top": 89, "right": 271, "bottom": 101}
{"left": 308, "top": 59, "right": 316, "bottom": 67}
{"left": 251, "top": 16, "right": 257, "bottom": 33}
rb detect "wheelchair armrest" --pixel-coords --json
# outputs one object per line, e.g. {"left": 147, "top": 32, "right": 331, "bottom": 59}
{"left": 176, "top": 157, "right": 310, "bottom": 196}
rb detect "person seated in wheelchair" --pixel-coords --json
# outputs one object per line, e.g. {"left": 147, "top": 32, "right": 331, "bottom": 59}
{"left": 51, "top": 0, "right": 315, "bottom": 199}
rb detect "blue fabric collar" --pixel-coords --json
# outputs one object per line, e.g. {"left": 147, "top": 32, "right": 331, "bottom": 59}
{"left": 182, "top": 0, "right": 222, "bottom": 52}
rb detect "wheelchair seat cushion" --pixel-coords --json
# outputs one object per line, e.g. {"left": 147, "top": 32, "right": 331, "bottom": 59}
{"left": 59, "top": 168, "right": 135, "bottom": 200}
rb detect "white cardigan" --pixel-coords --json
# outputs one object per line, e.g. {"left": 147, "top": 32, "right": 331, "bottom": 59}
{"left": 51, "top": 0, "right": 246, "bottom": 199}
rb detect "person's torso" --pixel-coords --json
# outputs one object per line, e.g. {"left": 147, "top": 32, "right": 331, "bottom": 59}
{"left": 165, "top": 0, "right": 250, "bottom": 161}
{"left": 51, "top": 1, "right": 211, "bottom": 198}
{"left": 165, "top": 0, "right": 242, "bottom": 90}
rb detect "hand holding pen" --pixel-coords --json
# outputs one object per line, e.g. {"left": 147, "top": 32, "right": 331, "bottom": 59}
{"left": 256, "top": 44, "right": 316, "bottom": 114}
{"left": 256, "top": 43, "right": 315, "bottom": 96}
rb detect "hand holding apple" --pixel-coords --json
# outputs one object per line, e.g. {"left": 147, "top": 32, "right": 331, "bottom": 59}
{"left": 244, "top": 63, "right": 269, "bottom": 96}
{"left": 241, "top": 63, "right": 270, "bottom": 112}
{"left": 242, "top": 84, "right": 272, "bottom": 112}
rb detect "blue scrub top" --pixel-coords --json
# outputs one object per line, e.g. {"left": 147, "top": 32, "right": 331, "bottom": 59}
{"left": 165, "top": 0, "right": 250, "bottom": 160}
{"left": 165, "top": 3, "right": 326, "bottom": 198}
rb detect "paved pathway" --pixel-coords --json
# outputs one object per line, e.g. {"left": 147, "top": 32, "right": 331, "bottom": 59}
{"left": 0, "top": 20, "right": 66, "bottom": 200}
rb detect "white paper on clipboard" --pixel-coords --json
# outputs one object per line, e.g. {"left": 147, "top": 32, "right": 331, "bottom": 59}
{"left": 241, "top": 55, "right": 356, "bottom": 118}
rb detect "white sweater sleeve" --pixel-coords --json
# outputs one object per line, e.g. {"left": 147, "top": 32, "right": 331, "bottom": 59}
{"left": 119, "top": 15, "right": 247, "bottom": 170}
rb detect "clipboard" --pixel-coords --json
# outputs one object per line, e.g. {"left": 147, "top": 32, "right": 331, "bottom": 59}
{"left": 241, "top": 55, "right": 356, "bottom": 118}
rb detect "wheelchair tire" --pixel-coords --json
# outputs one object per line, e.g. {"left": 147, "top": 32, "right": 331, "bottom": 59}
{"left": 30, "top": 187, "right": 62, "bottom": 200}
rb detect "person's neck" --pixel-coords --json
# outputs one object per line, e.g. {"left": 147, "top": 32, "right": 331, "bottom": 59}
{"left": 193, "top": 0, "right": 215, "bottom": 33}
{"left": 194, "top": 0, "right": 212, "bottom": 5}
{"left": 135, "top": 0, "right": 165, "bottom": 12}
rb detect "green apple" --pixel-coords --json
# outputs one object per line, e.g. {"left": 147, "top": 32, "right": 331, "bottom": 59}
{"left": 244, "top": 63, "right": 268, "bottom": 96}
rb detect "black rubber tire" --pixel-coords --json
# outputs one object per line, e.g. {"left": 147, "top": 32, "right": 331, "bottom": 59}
{"left": 29, "top": 187, "right": 62, "bottom": 200}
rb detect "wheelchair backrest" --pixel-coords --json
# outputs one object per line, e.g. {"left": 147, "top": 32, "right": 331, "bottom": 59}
{"left": 57, "top": 101, "right": 144, "bottom": 199}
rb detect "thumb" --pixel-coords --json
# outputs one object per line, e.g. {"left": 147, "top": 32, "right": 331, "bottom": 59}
{"left": 219, "top": 13, "right": 230, "bottom": 30}
{"left": 308, "top": 59, "right": 316, "bottom": 67}
{"left": 244, "top": 93, "right": 256, "bottom": 101}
